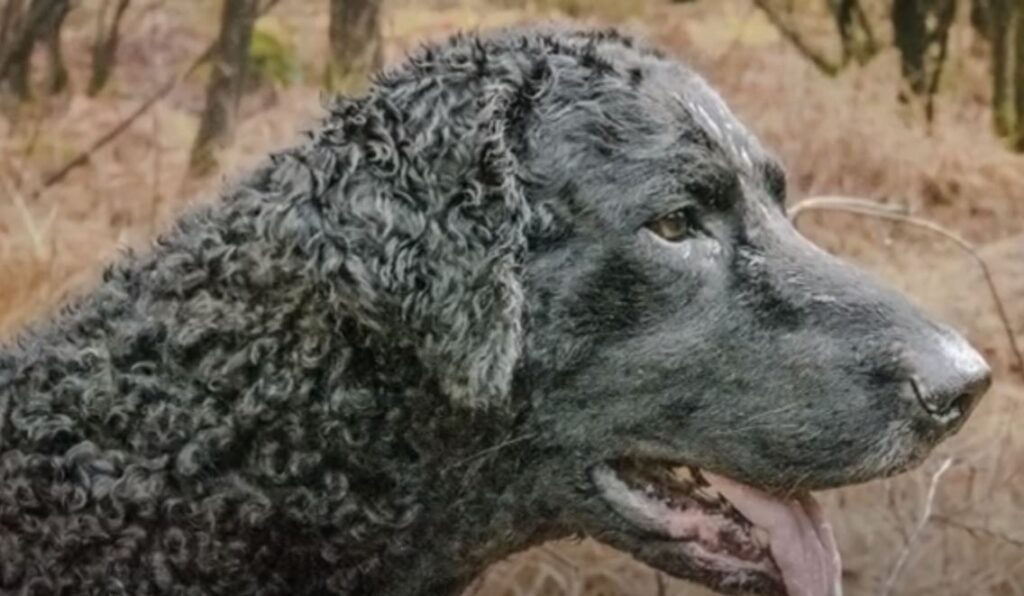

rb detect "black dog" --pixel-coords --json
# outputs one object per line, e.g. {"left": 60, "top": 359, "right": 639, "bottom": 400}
{"left": 0, "top": 27, "right": 990, "bottom": 596}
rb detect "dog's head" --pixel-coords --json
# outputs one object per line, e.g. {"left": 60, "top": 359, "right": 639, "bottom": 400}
{"left": 506, "top": 33, "right": 991, "bottom": 596}
{"left": 308, "top": 27, "right": 990, "bottom": 596}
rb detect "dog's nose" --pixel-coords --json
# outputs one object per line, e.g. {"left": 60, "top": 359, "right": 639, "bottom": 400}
{"left": 909, "top": 333, "right": 991, "bottom": 427}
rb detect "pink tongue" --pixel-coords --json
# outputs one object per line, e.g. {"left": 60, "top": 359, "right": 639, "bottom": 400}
{"left": 704, "top": 473, "right": 843, "bottom": 596}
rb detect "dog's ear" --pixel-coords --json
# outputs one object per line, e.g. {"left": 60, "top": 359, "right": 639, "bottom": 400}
{"left": 284, "top": 76, "right": 531, "bottom": 410}
{"left": 410, "top": 87, "right": 530, "bottom": 410}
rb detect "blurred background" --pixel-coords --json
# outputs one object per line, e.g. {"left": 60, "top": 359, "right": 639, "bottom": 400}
{"left": 1, "top": 0, "right": 1023, "bottom": 594}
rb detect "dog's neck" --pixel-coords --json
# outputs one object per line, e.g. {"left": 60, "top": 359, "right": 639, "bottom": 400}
{"left": 365, "top": 447, "right": 567, "bottom": 595}
{"left": 339, "top": 355, "right": 564, "bottom": 594}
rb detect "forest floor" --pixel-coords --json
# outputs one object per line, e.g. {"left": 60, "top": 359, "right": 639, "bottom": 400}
{"left": 1, "top": 1, "right": 1022, "bottom": 594}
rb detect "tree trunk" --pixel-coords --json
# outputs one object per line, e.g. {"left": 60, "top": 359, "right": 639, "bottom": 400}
{"left": 827, "top": 0, "right": 878, "bottom": 65}
{"left": 892, "top": 0, "right": 956, "bottom": 120}
{"left": 325, "top": 0, "right": 382, "bottom": 93}
{"left": 893, "top": 0, "right": 930, "bottom": 95}
{"left": 988, "top": 0, "right": 1024, "bottom": 149}
{"left": 0, "top": 0, "right": 25, "bottom": 64}
{"left": 0, "top": 0, "right": 44, "bottom": 99}
{"left": 187, "top": 0, "right": 258, "bottom": 179}
{"left": 40, "top": 0, "right": 69, "bottom": 94}
{"left": 0, "top": 0, "right": 70, "bottom": 99}
{"left": 87, "top": 0, "right": 131, "bottom": 96}
{"left": 1014, "top": 1, "right": 1024, "bottom": 150}
{"left": 971, "top": 0, "right": 992, "bottom": 40}
{"left": 987, "top": 0, "right": 1015, "bottom": 137}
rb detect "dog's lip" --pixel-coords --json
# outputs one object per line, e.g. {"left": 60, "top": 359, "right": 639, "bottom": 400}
{"left": 591, "top": 460, "right": 782, "bottom": 592}
{"left": 590, "top": 459, "right": 842, "bottom": 596}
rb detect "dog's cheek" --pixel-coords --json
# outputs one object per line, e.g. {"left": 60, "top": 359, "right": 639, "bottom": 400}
{"left": 565, "top": 249, "right": 652, "bottom": 337}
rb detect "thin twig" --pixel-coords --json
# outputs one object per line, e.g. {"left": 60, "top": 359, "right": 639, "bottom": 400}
{"left": 6, "top": 181, "right": 46, "bottom": 260}
{"left": 539, "top": 545, "right": 579, "bottom": 572}
{"left": 790, "top": 196, "right": 1024, "bottom": 383}
{"left": 443, "top": 432, "right": 538, "bottom": 471}
{"left": 885, "top": 480, "right": 912, "bottom": 543}
{"left": 881, "top": 457, "right": 954, "bottom": 595}
{"left": 35, "top": 43, "right": 215, "bottom": 194}
{"left": 654, "top": 570, "right": 667, "bottom": 596}
{"left": 789, "top": 196, "right": 909, "bottom": 218}
{"left": 932, "top": 516, "right": 1024, "bottom": 549}
{"left": 149, "top": 108, "right": 163, "bottom": 233}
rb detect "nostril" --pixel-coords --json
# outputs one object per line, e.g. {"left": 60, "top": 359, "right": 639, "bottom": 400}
{"left": 957, "top": 370, "right": 992, "bottom": 412}
{"left": 910, "top": 366, "right": 991, "bottom": 426}
{"left": 950, "top": 391, "right": 977, "bottom": 419}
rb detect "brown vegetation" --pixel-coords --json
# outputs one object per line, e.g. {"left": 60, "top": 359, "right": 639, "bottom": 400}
{"left": 0, "top": 1, "right": 1022, "bottom": 594}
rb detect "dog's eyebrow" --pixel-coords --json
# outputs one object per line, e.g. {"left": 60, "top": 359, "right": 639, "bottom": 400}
{"left": 757, "top": 159, "right": 787, "bottom": 206}
{"left": 676, "top": 157, "right": 740, "bottom": 212}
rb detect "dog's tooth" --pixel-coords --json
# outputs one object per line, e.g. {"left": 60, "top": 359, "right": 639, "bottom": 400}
{"left": 752, "top": 527, "right": 770, "bottom": 549}
{"left": 695, "top": 484, "right": 725, "bottom": 503}
{"left": 672, "top": 466, "right": 694, "bottom": 483}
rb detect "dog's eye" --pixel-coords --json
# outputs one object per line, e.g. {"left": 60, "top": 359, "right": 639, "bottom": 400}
{"left": 647, "top": 208, "right": 696, "bottom": 242}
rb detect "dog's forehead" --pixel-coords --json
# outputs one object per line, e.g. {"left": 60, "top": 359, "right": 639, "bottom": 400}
{"left": 671, "top": 74, "right": 762, "bottom": 171}
{"left": 632, "top": 58, "right": 766, "bottom": 172}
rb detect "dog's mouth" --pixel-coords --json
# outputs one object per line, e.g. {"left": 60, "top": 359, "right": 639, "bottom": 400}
{"left": 591, "top": 460, "right": 842, "bottom": 596}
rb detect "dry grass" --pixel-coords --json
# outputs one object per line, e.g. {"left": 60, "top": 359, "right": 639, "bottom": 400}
{"left": 1, "top": 1, "right": 1023, "bottom": 594}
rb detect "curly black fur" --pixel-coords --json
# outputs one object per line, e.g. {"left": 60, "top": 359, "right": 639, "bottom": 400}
{"left": 0, "top": 25, "right": 989, "bottom": 596}
{"left": 0, "top": 28, "right": 639, "bottom": 596}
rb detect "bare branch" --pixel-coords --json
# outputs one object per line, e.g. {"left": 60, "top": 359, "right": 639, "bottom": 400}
{"left": 710, "top": 2, "right": 759, "bottom": 67}
{"left": 881, "top": 457, "right": 954, "bottom": 595}
{"left": 751, "top": 0, "right": 841, "bottom": 76}
{"left": 790, "top": 196, "right": 1024, "bottom": 384}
